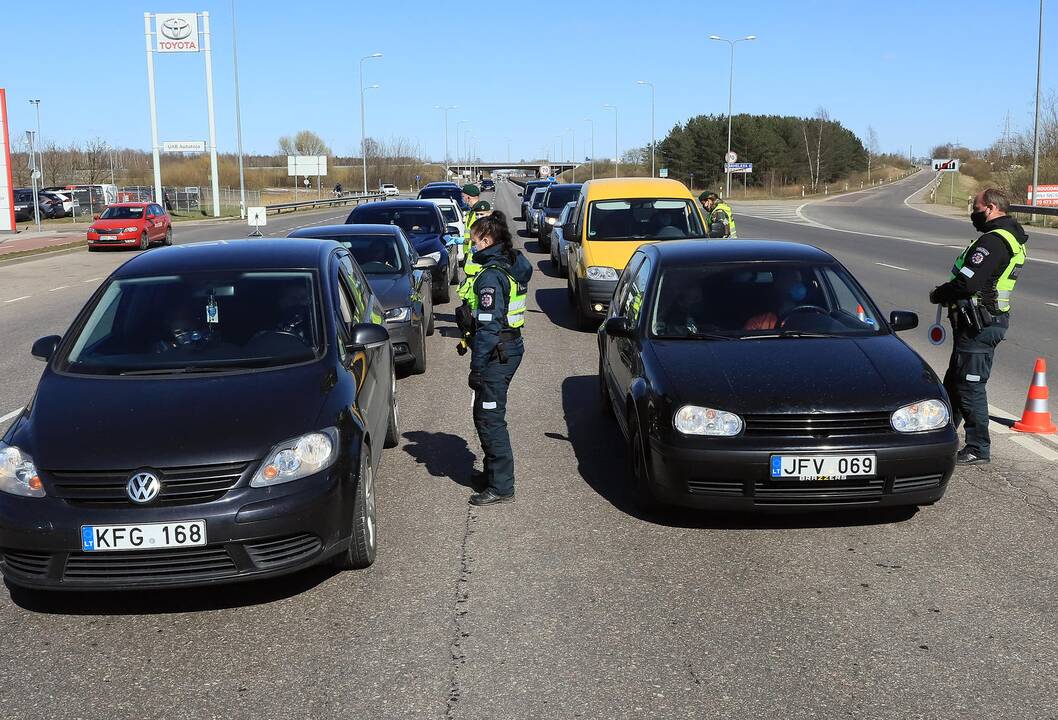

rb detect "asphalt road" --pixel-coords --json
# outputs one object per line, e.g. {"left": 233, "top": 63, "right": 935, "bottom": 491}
{"left": 0, "top": 180, "right": 1056, "bottom": 719}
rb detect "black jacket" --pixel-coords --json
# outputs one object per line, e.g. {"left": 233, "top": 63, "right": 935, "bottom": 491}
{"left": 930, "top": 214, "right": 1028, "bottom": 313}
{"left": 469, "top": 245, "right": 533, "bottom": 372}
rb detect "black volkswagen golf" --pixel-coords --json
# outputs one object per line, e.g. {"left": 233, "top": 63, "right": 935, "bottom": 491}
{"left": 598, "top": 240, "right": 958, "bottom": 512}
{"left": 0, "top": 239, "right": 399, "bottom": 590}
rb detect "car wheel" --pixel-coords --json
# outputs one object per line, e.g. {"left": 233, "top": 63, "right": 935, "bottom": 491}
{"left": 598, "top": 357, "right": 614, "bottom": 417}
{"left": 87, "top": 246, "right": 97, "bottom": 253}
{"left": 628, "top": 412, "right": 662, "bottom": 513}
{"left": 411, "top": 321, "right": 427, "bottom": 375}
{"left": 383, "top": 365, "right": 400, "bottom": 448}
{"left": 333, "top": 444, "right": 378, "bottom": 570}
{"left": 163, "top": 227, "right": 172, "bottom": 246}
{"left": 139, "top": 232, "right": 149, "bottom": 251}
{"left": 426, "top": 300, "right": 436, "bottom": 336}
{"left": 434, "top": 273, "right": 451, "bottom": 304}
{"left": 539, "top": 229, "right": 550, "bottom": 252}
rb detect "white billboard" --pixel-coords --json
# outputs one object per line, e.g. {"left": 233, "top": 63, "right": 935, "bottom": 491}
{"left": 156, "top": 13, "right": 200, "bottom": 53}
{"left": 0, "top": 89, "right": 14, "bottom": 232}
{"left": 287, "top": 155, "right": 328, "bottom": 177}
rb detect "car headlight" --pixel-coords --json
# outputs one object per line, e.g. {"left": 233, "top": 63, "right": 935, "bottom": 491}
{"left": 385, "top": 306, "right": 411, "bottom": 323}
{"left": 674, "top": 406, "right": 743, "bottom": 436}
{"left": 586, "top": 266, "right": 619, "bottom": 281}
{"left": 251, "top": 428, "right": 339, "bottom": 487}
{"left": 547, "top": 217, "right": 557, "bottom": 225}
{"left": 424, "top": 250, "right": 443, "bottom": 263}
{"left": 891, "top": 400, "right": 949, "bottom": 433}
{"left": 0, "top": 442, "right": 45, "bottom": 498}
{"left": 123, "top": 226, "right": 140, "bottom": 233}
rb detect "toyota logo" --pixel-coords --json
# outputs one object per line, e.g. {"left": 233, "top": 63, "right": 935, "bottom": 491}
{"left": 126, "top": 472, "right": 162, "bottom": 504}
{"left": 160, "top": 17, "right": 192, "bottom": 40}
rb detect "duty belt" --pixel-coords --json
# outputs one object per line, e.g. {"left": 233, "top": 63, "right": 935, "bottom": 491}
{"left": 499, "top": 328, "right": 522, "bottom": 341}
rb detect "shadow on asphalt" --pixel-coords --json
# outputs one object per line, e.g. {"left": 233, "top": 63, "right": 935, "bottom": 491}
{"left": 402, "top": 430, "right": 477, "bottom": 489}
{"left": 7, "top": 564, "right": 339, "bottom": 615}
{"left": 557, "top": 374, "right": 918, "bottom": 530}
{"left": 534, "top": 287, "right": 585, "bottom": 333}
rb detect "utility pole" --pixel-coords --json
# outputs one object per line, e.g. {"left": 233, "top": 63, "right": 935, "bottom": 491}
{"left": 231, "top": 0, "right": 247, "bottom": 217}
{"left": 29, "top": 100, "right": 44, "bottom": 186}
{"left": 1030, "top": 0, "right": 1044, "bottom": 222}
{"left": 710, "top": 34, "right": 756, "bottom": 198}
{"left": 360, "top": 52, "right": 383, "bottom": 193}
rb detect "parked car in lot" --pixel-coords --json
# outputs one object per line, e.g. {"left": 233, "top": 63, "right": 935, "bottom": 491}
{"left": 597, "top": 239, "right": 956, "bottom": 513}
{"left": 537, "top": 183, "right": 582, "bottom": 251}
{"left": 418, "top": 184, "right": 469, "bottom": 212}
{"left": 550, "top": 201, "right": 577, "bottom": 276}
{"left": 526, "top": 187, "right": 547, "bottom": 235}
{"left": 380, "top": 184, "right": 400, "bottom": 197}
{"left": 39, "top": 191, "right": 71, "bottom": 218}
{"left": 347, "top": 200, "right": 456, "bottom": 303}
{"left": 566, "top": 178, "right": 707, "bottom": 328}
{"left": 0, "top": 238, "right": 399, "bottom": 589}
{"left": 86, "top": 202, "right": 172, "bottom": 251}
{"left": 289, "top": 224, "right": 435, "bottom": 374}
{"left": 519, "top": 179, "right": 554, "bottom": 221}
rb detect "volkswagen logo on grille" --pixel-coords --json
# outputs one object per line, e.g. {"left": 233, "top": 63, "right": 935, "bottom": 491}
{"left": 160, "top": 17, "right": 192, "bottom": 40}
{"left": 126, "top": 472, "right": 162, "bottom": 504}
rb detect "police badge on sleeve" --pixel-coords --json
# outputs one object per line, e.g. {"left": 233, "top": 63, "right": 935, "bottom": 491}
{"left": 479, "top": 288, "right": 495, "bottom": 309}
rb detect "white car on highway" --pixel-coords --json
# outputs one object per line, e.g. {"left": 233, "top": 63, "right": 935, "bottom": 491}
{"left": 423, "top": 197, "right": 467, "bottom": 260}
{"left": 380, "top": 183, "right": 400, "bottom": 197}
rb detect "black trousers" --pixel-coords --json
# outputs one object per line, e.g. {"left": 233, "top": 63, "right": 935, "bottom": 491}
{"left": 942, "top": 322, "right": 1007, "bottom": 457}
{"left": 472, "top": 338, "right": 524, "bottom": 495}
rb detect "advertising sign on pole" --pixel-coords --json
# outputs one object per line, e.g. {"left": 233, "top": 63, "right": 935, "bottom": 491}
{"left": 156, "top": 13, "right": 200, "bottom": 52}
{"left": 287, "top": 156, "right": 328, "bottom": 177}
{"left": 1027, "top": 184, "right": 1058, "bottom": 207}
{"left": 0, "top": 89, "right": 15, "bottom": 232}
{"left": 931, "top": 158, "right": 960, "bottom": 172}
{"left": 163, "top": 140, "right": 206, "bottom": 152}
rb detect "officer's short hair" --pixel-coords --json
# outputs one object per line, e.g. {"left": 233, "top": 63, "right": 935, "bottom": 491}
{"left": 981, "top": 187, "right": 1010, "bottom": 213}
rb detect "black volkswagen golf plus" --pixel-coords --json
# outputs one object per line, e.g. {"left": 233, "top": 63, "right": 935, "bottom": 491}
{"left": 0, "top": 238, "right": 399, "bottom": 590}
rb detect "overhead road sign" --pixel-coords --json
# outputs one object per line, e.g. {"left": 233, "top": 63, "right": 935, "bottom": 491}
{"left": 163, "top": 140, "right": 206, "bottom": 152}
{"left": 725, "top": 162, "right": 753, "bottom": 174}
{"left": 931, "top": 158, "right": 960, "bottom": 172}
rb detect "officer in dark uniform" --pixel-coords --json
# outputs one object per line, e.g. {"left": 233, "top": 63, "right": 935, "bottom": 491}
{"left": 930, "top": 187, "right": 1027, "bottom": 465}
{"left": 462, "top": 211, "right": 533, "bottom": 505}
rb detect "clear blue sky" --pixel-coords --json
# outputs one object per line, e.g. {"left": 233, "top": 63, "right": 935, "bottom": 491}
{"left": 0, "top": 0, "right": 1053, "bottom": 162}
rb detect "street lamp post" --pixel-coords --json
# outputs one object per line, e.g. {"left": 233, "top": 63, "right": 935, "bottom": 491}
{"left": 709, "top": 34, "right": 756, "bottom": 198}
{"left": 583, "top": 118, "right": 595, "bottom": 179}
{"left": 1030, "top": 0, "right": 1044, "bottom": 222}
{"left": 25, "top": 131, "right": 40, "bottom": 231}
{"left": 603, "top": 105, "right": 618, "bottom": 178}
{"left": 230, "top": 0, "right": 247, "bottom": 217}
{"left": 434, "top": 105, "right": 456, "bottom": 176}
{"left": 636, "top": 81, "right": 655, "bottom": 176}
{"left": 566, "top": 128, "right": 575, "bottom": 181}
{"left": 360, "top": 52, "right": 383, "bottom": 193}
{"left": 29, "top": 100, "right": 43, "bottom": 186}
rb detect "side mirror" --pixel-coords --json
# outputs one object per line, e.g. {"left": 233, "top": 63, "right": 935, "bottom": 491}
{"left": 889, "top": 310, "right": 919, "bottom": 332}
{"left": 603, "top": 316, "right": 633, "bottom": 339}
{"left": 31, "top": 335, "right": 61, "bottom": 362}
{"left": 414, "top": 256, "right": 438, "bottom": 269}
{"left": 562, "top": 223, "right": 577, "bottom": 242}
{"left": 349, "top": 322, "right": 389, "bottom": 349}
{"left": 445, "top": 225, "right": 460, "bottom": 236}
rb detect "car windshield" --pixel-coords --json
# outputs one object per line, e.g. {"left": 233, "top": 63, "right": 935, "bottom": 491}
{"left": 351, "top": 206, "right": 440, "bottom": 235}
{"left": 314, "top": 234, "right": 403, "bottom": 274}
{"left": 418, "top": 187, "right": 458, "bottom": 201}
{"left": 545, "top": 186, "right": 580, "bottom": 209}
{"left": 438, "top": 205, "right": 460, "bottom": 224}
{"left": 100, "top": 206, "right": 146, "bottom": 220}
{"left": 62, "top": 271, "right": 322, "bottom": 375}
{"left": 587, "top": 198, "right": 703, "bottom": 241}
{"left": 650, "top": 262, "right": 885, "bottom": 339}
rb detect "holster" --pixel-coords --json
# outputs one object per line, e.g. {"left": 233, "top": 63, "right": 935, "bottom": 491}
{"left": 955, "top": 299, "right": 983, "bottom": 335}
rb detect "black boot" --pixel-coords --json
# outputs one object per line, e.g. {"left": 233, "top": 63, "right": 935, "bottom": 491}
{"left": 956, "top": 447, "right": 990, "bottom": 465}
{"left": 469, "top": 488, "right": 515, "bottom": 506}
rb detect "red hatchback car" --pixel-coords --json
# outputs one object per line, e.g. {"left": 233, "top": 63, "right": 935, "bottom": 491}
{"left": 87, "top": 202, "right": 172, "bottom": 251}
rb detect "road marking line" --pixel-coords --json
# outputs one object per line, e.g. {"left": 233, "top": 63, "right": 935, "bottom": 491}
{"left": 0, "top": 407, "right": 24, "bottom": 423}
{"left": 875, "top": 262, "right": 910, "bottom": 272}
{"left": 83, "top": 277, "right": 102, "bottom": 283}
{"left": 1047, "top": 302, "right": 1058, "bottom": 309}
{"left": 1010, "top": 434, "right": 1058, "bottom": 462}
{"left": 48, "top": 286, "right": 68, "bottom": 292}
{"left": 3, "top": 295, "right": 29, "bottom": 303}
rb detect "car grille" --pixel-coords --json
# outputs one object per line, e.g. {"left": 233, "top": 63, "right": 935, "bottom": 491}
{"left": 742, "top": 412, "right": 893, "bottom": 438}
{"left": 687, "top": 479, "right": 746, "bottom": 496}
{"left": 63, "top": 546, "right": 238, "bottom": 584}
{"left": 245, "top": 533, "right": 322, "bottom": 570}
{"left": 753, "top": 478, "right": 885, "bottom": 505}
{"left": 2, "top": 550, "right": 51, "bottom": 578}
{"left": 46, "top": 461, "right": 251, "bottom": 507}
{"left": 892, "top": 474, "right": 945, "bottom": 493}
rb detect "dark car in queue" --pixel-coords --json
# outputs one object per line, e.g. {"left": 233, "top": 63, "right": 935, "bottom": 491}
{"left": 418, "top": 184, "right": 469, "bottom": 212}
{"left": 518, "top": 178, "right": 554, "bottom": 221}
{"left": 597, "top": 240, "right": 957, "bottom": 513}
{"left": 289, "top": 224, "right": 435, "bottom": 374}
{"left": 347, "top": 200, "right": 457, "bottom": 304}
{"left": 537, "top": 183, "right": 582, "bottom": 251}
{"left": 481, "top": 179, "right": 495, "bottom": 192}
{"left": 0, "top": 239, "right": 399, "bottom": 590}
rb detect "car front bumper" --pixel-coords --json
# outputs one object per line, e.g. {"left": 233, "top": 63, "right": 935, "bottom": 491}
{"left": 87, "top": 231, "right": 140, "bottom": 247}
{"left": 576, "top": 277, "right": 618, "bottom": 317}
{"left": 0, "top": 467, "right": 350, "bottom": 590}
{"left": 385, "top": 319, "right": 418, "bottom": 364}
{"left": 646, "top": 433, "right": 957, "bottom": 512}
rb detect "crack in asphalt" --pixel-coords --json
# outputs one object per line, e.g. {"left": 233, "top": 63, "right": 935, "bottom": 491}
{"left": 444, "top": 504, "right": 477, "bottom": 719}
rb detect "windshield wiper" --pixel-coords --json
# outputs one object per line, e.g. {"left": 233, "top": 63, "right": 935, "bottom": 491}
{"left": 119, "top": 365, "right": 259, "bottom": 376}
{"left": 740, "top": 330, "right": 840, "bottom": 340}
{"left": 657, "top": 332, "right": 734, "bottom": 341}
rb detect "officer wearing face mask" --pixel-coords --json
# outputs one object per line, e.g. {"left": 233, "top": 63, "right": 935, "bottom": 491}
{"left": 930, "top": 187, "right": 1027, "bottom": 466}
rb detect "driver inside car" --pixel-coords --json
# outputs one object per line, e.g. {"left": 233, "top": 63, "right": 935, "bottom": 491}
{"left": 657, "top": 283, "right": 708, "bottom": 336}
{"left": 276, "top": 282, "right": 312, "bottom": 342}
{"left": 743, "top": 269, "right": 811, "bottom": 330}
{"left": 154, "top": 303, "right": 210, "bottom": 353}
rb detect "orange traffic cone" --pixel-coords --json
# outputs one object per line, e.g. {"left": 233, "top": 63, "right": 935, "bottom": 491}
{"left": 1013, "top": 357, "right": 1057, "bottom": 434}
{"left": 856, "top": 304, "right": 866, "bottom": 322}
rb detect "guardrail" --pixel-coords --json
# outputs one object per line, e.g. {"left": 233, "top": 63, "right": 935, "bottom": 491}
{"left": 265, "top": 192, "right": 386, "bottom": 215}
{"left": 1010, "top": 204, "right": 1058, "bottom": 217}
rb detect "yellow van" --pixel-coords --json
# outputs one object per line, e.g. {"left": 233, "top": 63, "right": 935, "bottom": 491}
{"left": 564, "top": 178, "right": 707, "bottom": 328}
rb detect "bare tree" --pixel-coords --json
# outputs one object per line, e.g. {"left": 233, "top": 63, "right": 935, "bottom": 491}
{"left": 866, "top": 126, "right": 879, "bottom": 184}
{"left": 277, "top": 130, "right": 331, "bottom": 157}
{"left": 79, "top": 138, "right": 112, "bottom": 185}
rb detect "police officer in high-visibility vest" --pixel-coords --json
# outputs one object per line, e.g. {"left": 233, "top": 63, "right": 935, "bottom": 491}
{"left": 461, "top": 184, "right": 481, "bottom": 262}
{"left": 463, "top": 211, "right": 533, "bottom": 505}
{"left": 930, "top": 187, "right": 1027, "bottom": 465}
{"left": 699, "top": 191, "right": 737, "bottom": 238}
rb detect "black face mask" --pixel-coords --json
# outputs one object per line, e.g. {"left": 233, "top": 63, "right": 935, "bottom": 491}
{"left": 970, "top": 210, "right": 989, "bottom": 232}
